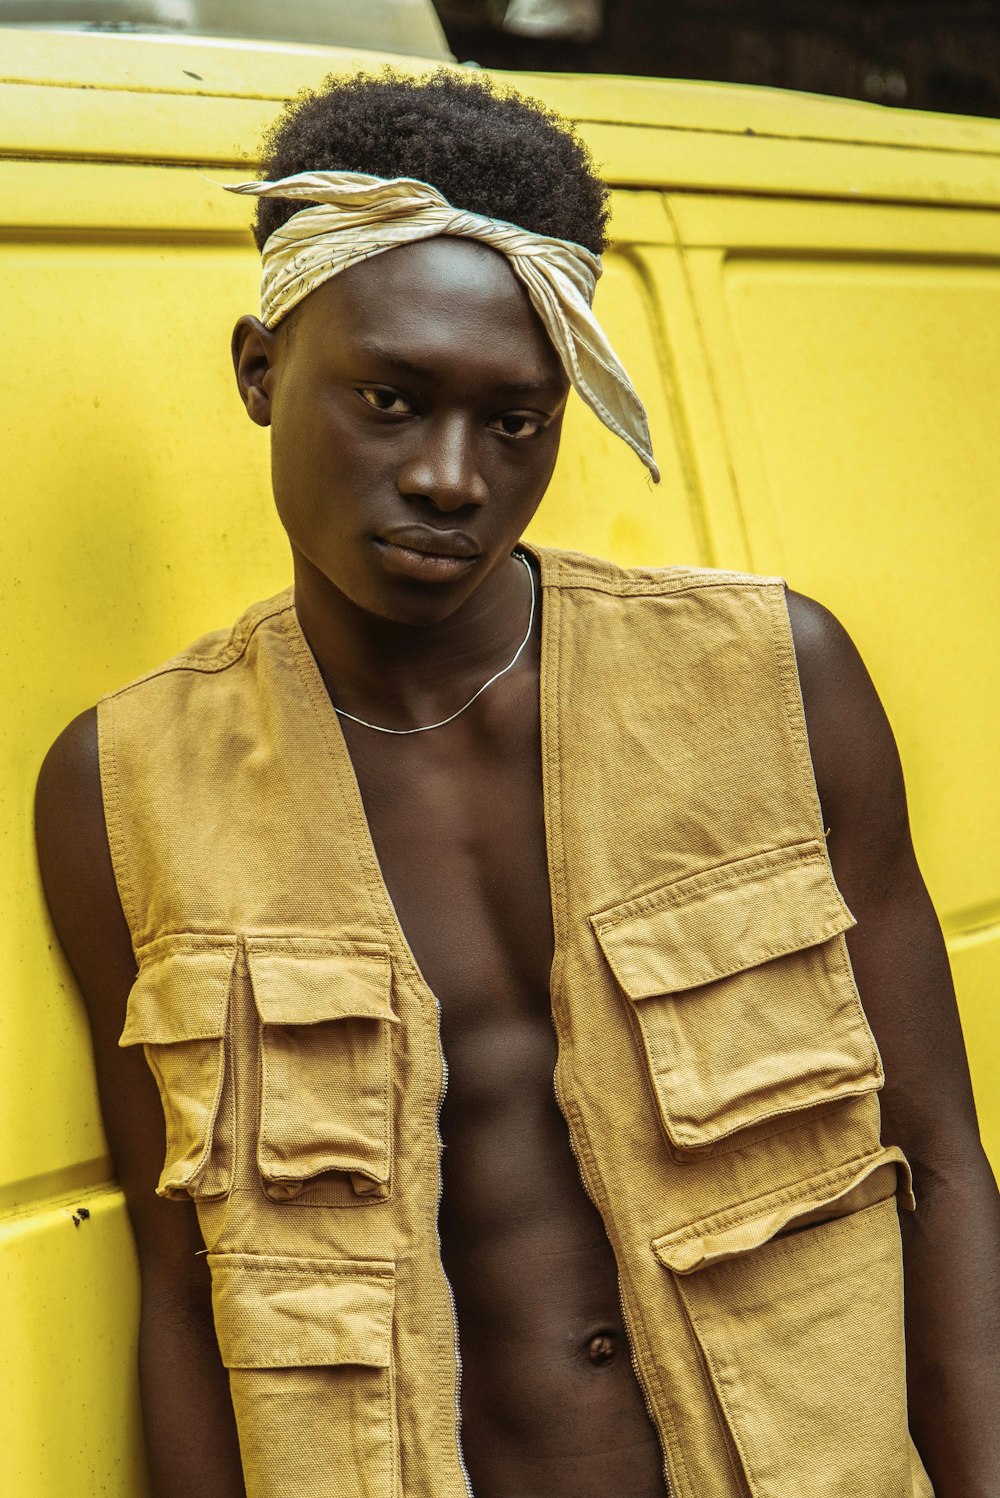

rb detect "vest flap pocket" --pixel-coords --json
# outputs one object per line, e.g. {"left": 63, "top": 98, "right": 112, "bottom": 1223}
{"left": 120, "top": 940, "right": 236, "bottom": 1045}
{"left": 119, "top": 938, "right": 237, "bottom": 1200}
{"left": 246, "top": 940, "right": 397, "bottom": 1199}
{"left": 209, "top": 1254, "right": 402, "bottom": 1498}
{"left": 654, "top": 1150, "right": 914, "bottom": 1495}
{"left": 592, "top": 842, "right": 883, "bottom": 1149}
{"left": 246, "top": 945, "right": 398, "bottom": 1028}
{"left": 593, "top": 841, "right": 854, "bottom": 997}
{"left": 208, "top": 1253, "right": 394, "bottom": 1370}
{"left": 652, "top": 1146, "right": 913, "bottom": 1275}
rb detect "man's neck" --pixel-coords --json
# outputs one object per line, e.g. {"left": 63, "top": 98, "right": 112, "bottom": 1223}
{"left": 291, "top": 548, "right": 534, "bottom": 732}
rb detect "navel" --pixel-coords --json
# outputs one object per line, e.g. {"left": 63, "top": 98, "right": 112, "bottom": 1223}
{"left": 585, "top": 1331, "right": 618, "bottom": 1367}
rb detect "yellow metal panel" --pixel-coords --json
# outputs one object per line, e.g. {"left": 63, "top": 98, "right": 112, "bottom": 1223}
{"left": 5, "top": 32, "right": 1000, "bottom": 209}
{"left": 1, "top": 208, "right": 284, "bottom": 1206}
{"left": 0, "top": 37, "right": 437, "bottom": 165}
{"left": 669, "top": 193, "right": 1000, "bottom": 258}
{"left": 0, "top": 27, "right": 441, "bottom": 93}
{"left": 1, "top": 156, "right": 256, "bottom": 231}
{"left": 579, "top": 122, "right": 1000, "bottom": 205}
{"left": 529, "top": 197, "right": 705, "bottom": 567}
{"left": 708, "top": 250, "right": 1000, "bottom": 924}
{"left": 503, "top": 67, "right": 1000, "bottom": 153}
{"left": 0, "top": 1187, "right": 147, "bottom": 1496}
{"left": 0, "top": 80, "right": 288, "bottom": 164}
{"left": 672, "top": 195, "right": 1000, "bottom": 1163}
{"left": 641, "top": 226, "right": 751, "bottom": 569}
{"left": 4, "top": 32, "right": 1000, "bottom": 1491}
{"left": 5, "top": 29, "right": 1000, "bottom": 156}
{"left": 7, "top": 82, "right": 1000, "bottom": 207}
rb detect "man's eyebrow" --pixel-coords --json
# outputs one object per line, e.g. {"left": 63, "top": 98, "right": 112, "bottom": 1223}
{"left": 352, "top": 343, "right": 565, "bottom": 396}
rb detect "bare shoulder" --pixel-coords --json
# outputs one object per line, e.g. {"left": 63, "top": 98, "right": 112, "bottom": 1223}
{"left": 36, "top": 704, "right": 101, "bottom": 814}
{"left": 36, "top": 710, "right": 208, "bottom": 1278}
{"left": 783, "top": 588, "right": 983, "bottom": 1160}
{"left": 782, "top": 587, "right": 893, "bottom": 765}
{"left": 783, "top": 587, "right": 910, "bottom": 890}
{"left": 36, "top": 706, "right": 104, "bottom": 850}
{"left": 35, "top": 706, "right": 136, "bottom": 1024}
{"left": 35, "top": 703, "right": 142, "bottom": 1151}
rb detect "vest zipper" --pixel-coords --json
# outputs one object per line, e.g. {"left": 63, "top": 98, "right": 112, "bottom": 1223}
{"left": 553, "top": 1064, "right": 676, "bottom": 1498}
{"left": 616, "top": 1270, "right": 675, "bottom": 1498}
{"left": 435, "top": 1034, "right": 476, "bottom": 1498}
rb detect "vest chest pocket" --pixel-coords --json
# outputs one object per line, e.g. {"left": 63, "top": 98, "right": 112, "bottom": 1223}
{"left": 119, "top": 936, "right": 237, "bottom": 1200}
{"left": 245, "top": 939, "right": 398, "bottom": 1205}
{"left": 592, "top": 840, "right": 883, "bottom": 1151}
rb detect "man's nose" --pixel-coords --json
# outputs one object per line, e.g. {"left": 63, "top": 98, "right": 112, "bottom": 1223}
{"left": 396, "top": 414, "right": 489, "bottom": 512}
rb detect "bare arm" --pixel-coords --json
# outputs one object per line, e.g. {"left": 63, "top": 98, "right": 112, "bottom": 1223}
{"left": 35, "top": 709, "right": 247, "bottom": 1498}
{"left": 788, "top": 590, "right": 1000, "bottom": 1498}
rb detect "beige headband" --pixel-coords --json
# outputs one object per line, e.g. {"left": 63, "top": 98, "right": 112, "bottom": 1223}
{"left": 224, "top": 171, "right": 659, "bottom": 483}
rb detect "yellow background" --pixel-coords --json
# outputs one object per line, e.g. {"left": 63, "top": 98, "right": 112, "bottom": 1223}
{"left": 2, "top": 29, "right": 998, "bottom": 1493}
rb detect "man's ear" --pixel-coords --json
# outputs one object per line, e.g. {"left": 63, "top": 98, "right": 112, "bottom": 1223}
{"left": 232, "top": 315, "right": 279, "bottom": 428}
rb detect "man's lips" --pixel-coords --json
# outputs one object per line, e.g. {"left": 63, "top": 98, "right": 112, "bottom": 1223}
{"left": 373, "top": 528, "right": 482, "bottom": 583}
{"left": 376, "top": 525, "right": 481, "bottom": 561}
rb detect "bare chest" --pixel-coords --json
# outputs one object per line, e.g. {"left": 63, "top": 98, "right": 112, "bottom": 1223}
{"left": 341, "top": 679, "right": 668, "bottom": 1496}
{"left": 343, "top": 675, "right": 554, "bottom": 1032}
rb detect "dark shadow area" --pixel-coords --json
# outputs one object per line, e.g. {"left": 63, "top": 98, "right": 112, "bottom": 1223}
{"left": 434, "top": 1, "right": 1000, "bottom": 118}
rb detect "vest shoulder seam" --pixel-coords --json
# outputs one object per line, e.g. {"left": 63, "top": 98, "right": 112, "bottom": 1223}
{"left": 534, "top": 546, "right": 784, "bottom": 596}
{"left": 551, "top": 572, "right": 785, "bottom": 597}
{"left": 99, "top": 591, "right": 295, "bottom": 701}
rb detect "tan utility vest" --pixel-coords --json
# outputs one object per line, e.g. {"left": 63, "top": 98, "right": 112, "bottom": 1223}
{"left": 99, "top": 546, "right": 933, "bottom": 1498}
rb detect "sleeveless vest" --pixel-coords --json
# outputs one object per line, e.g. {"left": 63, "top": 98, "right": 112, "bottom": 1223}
{"left": 98, "top": 545, "right": 933, "bottom": 1498}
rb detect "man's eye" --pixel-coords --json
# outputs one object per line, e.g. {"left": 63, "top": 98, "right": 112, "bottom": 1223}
{"left": 490, "top": 413, "right": 545, "bottom": 439}
{"left": 356, "top": 387, "right": 414, "bottom": 415}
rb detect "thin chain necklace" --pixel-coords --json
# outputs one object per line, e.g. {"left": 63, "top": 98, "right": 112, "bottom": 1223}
{"left": 333, "top": 552, "right": 535, "bottom": 736}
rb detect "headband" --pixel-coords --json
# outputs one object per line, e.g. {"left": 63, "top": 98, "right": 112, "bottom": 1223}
{"left": 223, "top": 171, "right": 659, "bottom": 483}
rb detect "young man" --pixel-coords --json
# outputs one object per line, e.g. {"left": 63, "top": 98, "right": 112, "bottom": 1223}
{"left": 35, "top": 69, "right": 999, "bottom": 1498}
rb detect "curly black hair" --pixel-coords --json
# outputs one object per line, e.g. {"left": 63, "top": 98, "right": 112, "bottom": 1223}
{"left": 252, "top": 67, "right": 610, "bottom": 255}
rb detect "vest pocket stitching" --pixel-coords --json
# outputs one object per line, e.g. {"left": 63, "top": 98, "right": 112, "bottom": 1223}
{"left": 719, "top": 1193, "right": 882, "bottom": 1265}
{"left": 143, "top": 1037, "right": 229, "bottom": 1195}
{"left": 591, "top": 839, "right": 837, "bottom": 936}
{"left": 245, "top": 937, "right": 397, "bottom": 1204}
{"left": 119, "top": 936, "right": 238, "bottom": 1199}
{"left": 668, "top": 1195, "right": 910, "bottom": 1497}
{"left": 651, "top": 1147, "right": 910, "bottom": 1268}
{"left": 592, "top": 849, "right": 882, "bottom": 1150}
{"left": 208, "top": 1253, "right": 400, "bottom": 1497}
{"left": 676, "top": 1282, "right": 762, "bottom": 1497}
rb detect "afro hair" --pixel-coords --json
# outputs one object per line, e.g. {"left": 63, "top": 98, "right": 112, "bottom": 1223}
{"left": 252, "top": 67, "right": 610, "bottom": 256}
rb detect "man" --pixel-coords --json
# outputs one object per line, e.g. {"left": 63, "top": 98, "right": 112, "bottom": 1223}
{"left": 35, "top": 68, "right": 999, "bottom": 1498}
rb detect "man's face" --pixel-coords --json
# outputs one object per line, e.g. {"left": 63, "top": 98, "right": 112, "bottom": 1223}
{"left": 235, "top": 236, "right": 570, "bottom": 626}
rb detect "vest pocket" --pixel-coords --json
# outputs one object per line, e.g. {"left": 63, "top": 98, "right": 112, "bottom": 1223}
{"left": 208, "top": 1252, "right": 400, "bottom": 1498}
{"left": 653, "top": 1150, "right": 915, "bottom": 1496}
{"left": 246, "top": 938, "right": 398, "bottom": 1204}
{"left": 119, "top": 936, "right": 237, "bottom": 1200}
{"left": 592, "top": 840, "right": 883, "bottom": 1150}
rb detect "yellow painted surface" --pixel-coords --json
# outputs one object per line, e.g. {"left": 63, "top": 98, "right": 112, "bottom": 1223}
{"left": 3, "top": 229, "right": 283, "bottom": 1189}
{"left": 656, "top": 194, "right": 1000, "bottom": 1168}
{"left": 528, "top": 235, "right": 704, "bottom": 568}
{"left": 718, "top": 253, "right": 999, "bottom": 921}
{"left": 2, "top": 28, "right": 998, "bottom": 1494}
{"left": 0, "top": 1188, "right": 147, "bottom": 1494}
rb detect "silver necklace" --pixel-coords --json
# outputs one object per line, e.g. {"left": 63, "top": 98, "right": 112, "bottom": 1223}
{"left": 333, "top": 552, "right": 535, "bottom": 736}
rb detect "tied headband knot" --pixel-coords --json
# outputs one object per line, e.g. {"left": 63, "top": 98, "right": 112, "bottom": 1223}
{"left": 224, "top": 170, "right": 659, "bottom": 482}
